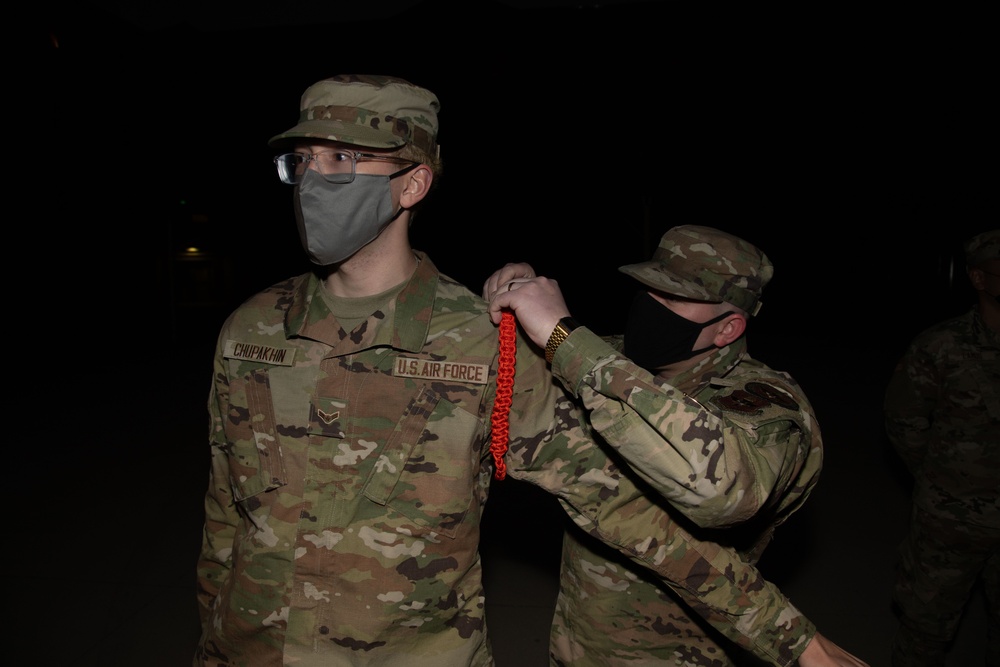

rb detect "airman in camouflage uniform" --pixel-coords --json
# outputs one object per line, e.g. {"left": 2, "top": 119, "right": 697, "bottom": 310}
{"left": 885, "top": 229, "right": 1000, "bottom": 667}
{"left": 195, "top": 77, "right": 846, "bottom": 667}
{"left": 485, "top": 226, "right": 868, "bottom": 666}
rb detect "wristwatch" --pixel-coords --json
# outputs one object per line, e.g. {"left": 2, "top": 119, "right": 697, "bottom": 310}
{"left": 545, "top": 316, "right": 580, "bottom": 364}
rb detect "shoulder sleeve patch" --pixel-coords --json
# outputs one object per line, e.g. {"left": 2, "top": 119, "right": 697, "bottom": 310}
{"left": 710, "top": 380, "right": 800, "bottom": 416}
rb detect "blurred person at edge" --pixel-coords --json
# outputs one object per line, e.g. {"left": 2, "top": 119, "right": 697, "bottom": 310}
{"left": 885, "top": 229, "right": 1000, "bottom": 667}
{"left": 484, "top": 225, "right": 869, "bottom": 666}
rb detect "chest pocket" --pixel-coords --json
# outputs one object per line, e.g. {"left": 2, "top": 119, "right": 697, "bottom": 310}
{"left": 361, "top": 385, "right": 484, "bottom": 539}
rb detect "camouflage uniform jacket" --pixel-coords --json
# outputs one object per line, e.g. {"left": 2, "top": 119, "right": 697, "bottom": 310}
{"left": 196, "top": 252, "right": 580, "bottom": 666}
{"left": 884, "top": 307, "right": 1000, "bottom": 527}
{"left": 537, "top": 327, "right": 823, "bottom": 666}
{"left": 196, "top": 252, "right": 821, "bottom": 666}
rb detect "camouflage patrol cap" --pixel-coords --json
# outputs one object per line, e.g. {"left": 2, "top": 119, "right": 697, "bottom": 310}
{"left": 268, "top": 74, "right": 440, "bottom": 157}
{"left": 619, "top": 225, "right": 773, "bottom": 316}
{"left": 964, "top": 229, "right": 1000, "bottom": 267}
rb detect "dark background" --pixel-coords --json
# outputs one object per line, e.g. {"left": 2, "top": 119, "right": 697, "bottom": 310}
{"left": 34, "top": 0, "right": 992, "bottom": 366}
{"left": 18, "top": 3, "right": 993, "bottom": 664}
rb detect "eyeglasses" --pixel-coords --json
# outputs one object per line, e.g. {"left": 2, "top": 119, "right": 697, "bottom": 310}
{"left": 273, "top": 150, "right": 417, "bottom": 185}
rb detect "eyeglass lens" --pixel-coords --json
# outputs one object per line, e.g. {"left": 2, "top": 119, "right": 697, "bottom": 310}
{"left": 275, "top": 152, "right": 356, "bottom": 185}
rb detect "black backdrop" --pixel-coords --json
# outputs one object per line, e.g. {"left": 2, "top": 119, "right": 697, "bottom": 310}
{"left": 33, "top": 1, "right": 992, "bottom": 377}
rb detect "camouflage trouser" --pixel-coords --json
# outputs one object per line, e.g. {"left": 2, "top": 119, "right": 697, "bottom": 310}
{"left": 891, "top": 506, "right": 1000, "bottom": 667}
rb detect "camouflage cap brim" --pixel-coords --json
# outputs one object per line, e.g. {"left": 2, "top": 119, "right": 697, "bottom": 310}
{"left": 964, "top": 229, "right": 1000, "bottom": 267}
{"left": 619, "top": 225, "right": 773, "bottom": 316}
{"left": 268, "top": 75, "right": 439, "bottom": 156}
{"left": 269, "top": 119, "right": 407, "bottom": 151}
{"left": 619, "top": 263, "right": 765, "bottom": 314}
{"left": 619, "top": 263, "right": 718, "bottom": 302}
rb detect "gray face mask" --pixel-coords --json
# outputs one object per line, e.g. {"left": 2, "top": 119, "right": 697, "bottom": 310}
{"left": 293, "top": 170, "right": 401, "bottom": 266}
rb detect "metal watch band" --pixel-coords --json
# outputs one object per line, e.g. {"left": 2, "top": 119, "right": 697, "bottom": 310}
{"left": 544, "top": 317, "right": 580, "bottom": 364}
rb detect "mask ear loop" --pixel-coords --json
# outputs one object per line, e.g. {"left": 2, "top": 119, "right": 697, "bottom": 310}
{"left": 489, "top": 311, "right": 516, "bottom": 480}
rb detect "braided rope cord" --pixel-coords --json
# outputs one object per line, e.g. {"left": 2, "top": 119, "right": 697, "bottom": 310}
{"left": 489, "top": 311, "right": 517, "bottom": 480}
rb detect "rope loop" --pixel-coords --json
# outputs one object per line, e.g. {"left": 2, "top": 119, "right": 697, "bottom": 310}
{"left": 490, "top": 311, "right": 517, "bottom": 480}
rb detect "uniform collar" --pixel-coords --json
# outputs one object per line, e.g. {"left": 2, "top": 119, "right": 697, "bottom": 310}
{"left": 284, "top": 251, "right": 440, "bottom": 354}
{"left": 670, "top": 336, "right": 747, "bottom": 395}
{"left": 971, "top": 305, "right": 1000, "bottom": 347}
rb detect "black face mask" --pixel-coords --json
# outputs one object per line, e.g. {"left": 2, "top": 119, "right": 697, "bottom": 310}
{"left": 623, "top": 291, "right": 733, "bottom": 372}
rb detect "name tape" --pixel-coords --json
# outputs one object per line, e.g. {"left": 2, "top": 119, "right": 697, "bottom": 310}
{"left": 224, "top": 340, "right": 295, "bottom": 366}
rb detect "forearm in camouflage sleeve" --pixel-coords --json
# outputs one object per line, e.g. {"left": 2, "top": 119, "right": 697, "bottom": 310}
{"left": 556, "top": 491, "right": 816, "bottom": 667}
{"left": 195, "top": 357, "right": 239, "bottom": 627}
{"left": 504, "top": 333, "right": 815, "bottom": 665}
{"left": 883, "top": 346, "right": 936, "bottom": 472}
{"left": 507, "top": 426, "right": 815, "bottom": 666}
{"left": 196, "top": 444, "right": 238, "bottom": 626}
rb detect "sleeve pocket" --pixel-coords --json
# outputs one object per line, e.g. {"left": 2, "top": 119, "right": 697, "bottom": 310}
{"left": 224, "top": 369, "right": 287, "bottom": 502}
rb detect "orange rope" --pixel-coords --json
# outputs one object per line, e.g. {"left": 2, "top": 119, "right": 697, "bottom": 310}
{"left": 490, "top": 311, "right": 516, "bottom": 480}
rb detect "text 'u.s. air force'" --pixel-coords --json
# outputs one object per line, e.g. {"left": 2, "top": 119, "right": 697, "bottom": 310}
{"left": 393, "top": 357, "right": 489, "bottom": 384}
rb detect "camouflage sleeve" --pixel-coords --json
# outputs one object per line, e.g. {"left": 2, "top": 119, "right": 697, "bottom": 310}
{"left": 195, "top": 332, "right": 240, "bottom": 627}
{"left": 503, "top": 333, "right": 816, "bottom": 666}
{"left": 559, "top": 497, "right": 817, "bottom": 667}
{"left": 505, "top": 395, "right": 817, "bottom": 666}
{"left": 548, "top": 328, "right": 791, "bottom": 528}
{"left": 883, "top": 339, "right": 937, "bottom": 473}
